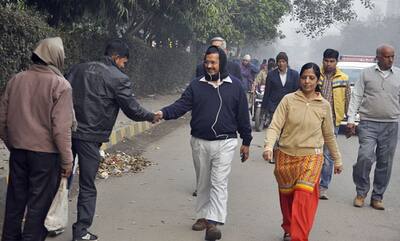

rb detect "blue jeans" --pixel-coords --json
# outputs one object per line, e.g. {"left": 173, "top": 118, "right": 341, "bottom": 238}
{"left": 320, "top": 126, "right": 339, "bottom": 190}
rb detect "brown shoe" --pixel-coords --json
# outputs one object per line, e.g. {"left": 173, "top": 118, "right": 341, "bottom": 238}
{"left": 353, "top": 195, "right": 365, "bottom": 207}
{"left": 205, "top": 223, "right": 222, "bottom": 240}
{"left": 370, "top": 199, "right": 385, "bottom": 210}
{"left": 192, "top": 218, "right": 207, "bottom": 231}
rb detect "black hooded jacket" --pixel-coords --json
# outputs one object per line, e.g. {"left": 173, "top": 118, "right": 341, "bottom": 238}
{"left": 66, "top": 56, "right": 154, "bottom": 142}
{"left": 161, "top": 46, "right": 252, "bottom": 146}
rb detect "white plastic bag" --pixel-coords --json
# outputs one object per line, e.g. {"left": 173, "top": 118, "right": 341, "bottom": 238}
{"left": 45, "top": 177, "right": 68, "bottom": 231}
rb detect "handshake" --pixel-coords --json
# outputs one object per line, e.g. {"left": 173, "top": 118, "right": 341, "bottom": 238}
{"left": 152, "top": 111, "right": 164, "bottom": 123}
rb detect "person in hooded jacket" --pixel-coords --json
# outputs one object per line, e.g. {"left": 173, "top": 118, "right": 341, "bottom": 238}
{"left": 156, "top": 45, "right": 252, "bottom": 241}
{"left": 66, "top": 39, "right": 159, "bottom": 241}
{"left": 0, "top": 37, "right": 74, "bottom": 241}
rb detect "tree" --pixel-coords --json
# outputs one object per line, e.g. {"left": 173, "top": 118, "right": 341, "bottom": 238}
{"left": 291, "top": 0, "right": 374, "bottom": 37}
{"left": 17, "top": 0, "right": 374, "bottom": 48}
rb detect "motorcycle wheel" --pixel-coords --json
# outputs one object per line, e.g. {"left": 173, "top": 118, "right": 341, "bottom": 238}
{"left": 254, "top": 107, "right": 263, "bottom": 132}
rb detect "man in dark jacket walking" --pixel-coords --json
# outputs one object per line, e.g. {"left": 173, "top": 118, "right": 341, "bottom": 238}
{"left": 66, "top": 39, "right": 159, "bottom": 241}
{"left": 157, "top": 45, "right": 252, "bottom": 241}
{"left": 195, "top": 37, "right": 242, "bottom": 81}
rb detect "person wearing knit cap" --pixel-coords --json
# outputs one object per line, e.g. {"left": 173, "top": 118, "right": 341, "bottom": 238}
{"left": 157, "top": 45, "right": 252, "bottom": 241}
{"left": 240, "top": 54, "right": 258, "bottom": 92}
{"left": 0, "top": 37, "right": 74, "bottom": 241}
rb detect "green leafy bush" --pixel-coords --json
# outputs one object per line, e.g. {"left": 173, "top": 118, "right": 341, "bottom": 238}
{"left": 0, "top": 5, "right": 55, "bottom": 89}
{"left": 0, "top": 6, "right": 196, "bottom": 95}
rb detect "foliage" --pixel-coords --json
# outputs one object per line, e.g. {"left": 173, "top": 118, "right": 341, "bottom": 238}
{"left": 18, "top": 0, "right": 374, "bottom": 47}
{"left": 291, "top": 0, "right": 374, "bottom": 37}
{"left": 0, "top": 4, "right": 55, "bottom": 89}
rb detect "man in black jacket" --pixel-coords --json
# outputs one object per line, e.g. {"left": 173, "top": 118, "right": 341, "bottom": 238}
{"left": 66, "top": 39, "right": 158, "bottom": 241}
{"left": 157, "top": 46, "right": 252, "bottom": 241}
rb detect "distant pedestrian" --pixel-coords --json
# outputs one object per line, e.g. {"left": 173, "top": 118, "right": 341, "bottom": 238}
{"left": 263, "top": 62, "right": 343, "bottom": 241}
{"left": 240, "top": 54, "right": 257, "bottom": 92}
{"left": 260, "top": 59, "right": 267, "bottom": 71}
{"left": 267, "top": 58, "right": 276, "bottom": 71}
{"left": 253, "top": 61, "right": 268, "bottom": 89}
{"left": 157, "top": 45, "right": 252, "bottom": 241}
{"left": 0, "top": 37, "right": 74, "bottom": 241}
{"left": 318, "top": 48, "right": 350, "bottom": 200}
{"left": 66, "top": 39, "right": 160, "bottom": 241}
{"left": 347, "top": 44, "right": 400, "bottom": 210}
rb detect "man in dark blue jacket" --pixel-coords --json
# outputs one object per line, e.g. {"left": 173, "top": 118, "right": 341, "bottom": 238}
{"left": 262, "top": 52, "right": 299, "bottom": 114}
{"left": 157, "top": 46, "right": 252, "bottom": 241}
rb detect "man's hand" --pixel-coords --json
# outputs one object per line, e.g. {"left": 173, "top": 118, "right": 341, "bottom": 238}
{"left": 240, "top": 145, "right": 250, "bottom": 162}
{"left": 262, "top": 149, "right": 273, "bottom": 162}
{"left": 152, "top": 111, "right": 163, "bottom": 123}
{"left": 334, "top": 165, "right": 343, "bottom": 174}
{"left": 346, "top": 123, "right": 356, "bottom": 138}
{"left": 61, "top": 166, "right": 72, "bottom": 178}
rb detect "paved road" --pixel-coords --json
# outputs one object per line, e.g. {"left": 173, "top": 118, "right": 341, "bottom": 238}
{"left": 49, "top": 123, "right": 400, "bottom": 241}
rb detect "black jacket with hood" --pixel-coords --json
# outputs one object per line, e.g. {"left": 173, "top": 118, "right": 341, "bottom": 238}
{"left": 66, "top": 56, "right": 154, "bottom": 143}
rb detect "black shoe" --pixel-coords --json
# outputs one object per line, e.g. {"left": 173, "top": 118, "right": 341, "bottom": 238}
{"left": 192, "top": 190, "right": 197, "bottom": 197}
{"left": 283, "top": 232, "right": 291, "bottom": 241}
{"left": 73, "top": 232, "right": 98, "bottom": 241}
{"left": 47, "top": 228, "right": 65, "bottom": 237}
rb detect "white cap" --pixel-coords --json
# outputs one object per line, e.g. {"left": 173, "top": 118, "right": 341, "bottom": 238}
{"left": 243, "top": 54, "right": 251, "bottom": 61}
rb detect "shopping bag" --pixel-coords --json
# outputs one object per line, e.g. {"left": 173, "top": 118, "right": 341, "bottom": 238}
{"left": 45, "top": 177, "right": 68, "bottom": 231}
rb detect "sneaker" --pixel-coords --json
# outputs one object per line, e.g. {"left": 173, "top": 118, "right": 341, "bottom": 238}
{"left": 192, "top": 190, "right": 197, "bottom": 197}
{"left": 319, "top": 189, "right": 329, "bottom": 200}
{"left": 192, "top": 218, "right": 208, "bottom": 231}
{"left": 73, "top": 232, "right": 98, "bottom": 241}
{"left": 283, "top": 232, "right": 291, "bottom": 241}
{"left": 205, "top": 223, "right": 222, "bottom": 240}
{"left": 353, "top": 195, "right": 365, "bottom": 208}
{"left": 370, "top": 199, "right": 385, "bottom": 210}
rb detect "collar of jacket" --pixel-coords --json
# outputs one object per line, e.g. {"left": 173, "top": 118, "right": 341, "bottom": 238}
{"left": 101, "top": 56, "right": 122, "bottom": 70}
{"left": 294, "top": 90, "right": 324, "bottom": 102}
{"left": 320, "top": 66, "right": 346, "bottom": 80}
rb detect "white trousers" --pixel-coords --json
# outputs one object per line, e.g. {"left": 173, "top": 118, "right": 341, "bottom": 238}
{"left": 190, "top": 137, "right": 238, "bottom": 223}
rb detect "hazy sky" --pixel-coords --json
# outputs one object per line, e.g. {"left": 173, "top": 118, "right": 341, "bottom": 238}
{"left": 250, "top": 0, "right": 389, "bottom": 69}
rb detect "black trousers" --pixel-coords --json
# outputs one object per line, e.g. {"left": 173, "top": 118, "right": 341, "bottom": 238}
{"left": 71, "top": 139, "right": 101, "bottom": 238}
{"left": 1, "top": 149, "right": 60, "bottom": 241}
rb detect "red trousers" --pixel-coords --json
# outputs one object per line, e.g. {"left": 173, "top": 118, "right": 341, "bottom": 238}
{"left": 278, "top": 182, "right": 320, "bottom": 241}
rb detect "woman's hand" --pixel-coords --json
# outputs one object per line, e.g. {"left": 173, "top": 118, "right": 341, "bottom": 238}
{"left": 263, "top": 150, "right": 273, "bottom": 161}
{"left": 334, "top": 165, "right": 343, "bottom": 174}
